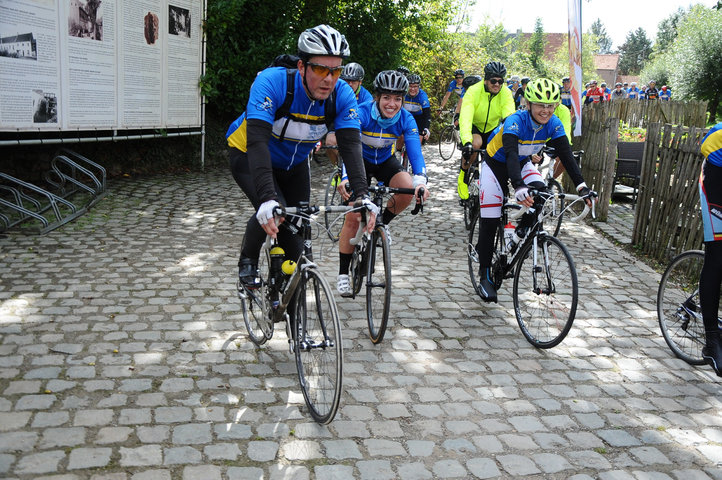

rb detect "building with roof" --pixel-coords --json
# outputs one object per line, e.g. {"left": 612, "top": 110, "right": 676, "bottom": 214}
{"left": 593, "top": 54, "right": 620, "bottom": 87}
{"left": 0, "top": 33, "right": 36, "bottom": 59}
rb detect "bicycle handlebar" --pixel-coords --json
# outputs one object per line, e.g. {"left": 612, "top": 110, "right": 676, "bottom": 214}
{"left": 507, "top": 189, "right": 597, "bottom": 222}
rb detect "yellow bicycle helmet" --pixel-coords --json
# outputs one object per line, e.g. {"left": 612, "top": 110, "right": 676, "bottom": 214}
{"left": 524, "top": 78, "right": 561, "bottom": 103}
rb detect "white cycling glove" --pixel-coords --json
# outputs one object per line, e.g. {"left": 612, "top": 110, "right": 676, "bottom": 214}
{"left": 515, "top": 186, "right": 531, "bottom": 203}
{"left": 355, "top": 196, "right": 380, "bottom": 216}
{"left": 422, "top": 128, "right": 430, "bottom": 138}
{"left": 575, "top": 182, "right": 588, "bottom": 192}
{"left": 256, "top": 200, "right": 280, "bottom": 225}
{"left": 413, "top": 175, "right": 428, "bottom": 189}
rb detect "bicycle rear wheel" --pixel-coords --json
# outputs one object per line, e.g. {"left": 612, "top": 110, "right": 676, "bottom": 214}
{"left": 324, "top": 168, "right": 345, "bottom": 241}
{"left": 241, "top": 248, "right": 273, "bottom": 346}
{"left": 366, "top": 226, "right": 391, "bottom": 343}
{"left": 293, "top": 267, "right": 343, "bottom": 424}
{"left": 513, "top": 235, "right": 578, "bottom": 348}
{"left": 439, "top": 125, "right": 456, "bottom": 161}
{"left": 657, "top": 250, "right": 707, "bottom": 365}
{"left": 467, "top": 214, "right": 505, "bottom": 298}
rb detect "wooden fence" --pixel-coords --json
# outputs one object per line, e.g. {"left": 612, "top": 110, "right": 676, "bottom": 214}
{"left": 582, "top": 98, "right": 708, "bottom": 129}
{"left": 632, "top": 123, "right": 708, "bottom": 263}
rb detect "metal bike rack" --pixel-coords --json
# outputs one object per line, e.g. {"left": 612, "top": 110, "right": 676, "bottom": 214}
{"left": 0, "top": 148, "right": 106, "bottom": 234}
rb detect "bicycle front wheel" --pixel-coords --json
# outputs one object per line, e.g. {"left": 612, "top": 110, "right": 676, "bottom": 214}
{"left": 241, "top": 248, "right": 273, "bottom": 346}
{"left": 513, "top": 235, "right": 578, "bottom": 348}
{"left": 366, "top": 226, "right": 392, "bottom": 344}
{"left": 293, "top": 267, "right": 343, "bottom": 424}
{"left": 439, "top": 125, "right": 457, "bottom": 161}
{"left": 545, "top": 179, "right": 564, "bottom": 237}
{"left": 324, "top": 169, "right": 344, "bottom": 242}
{"left": 657, "top": 250, "right": 706, "bottom": 365}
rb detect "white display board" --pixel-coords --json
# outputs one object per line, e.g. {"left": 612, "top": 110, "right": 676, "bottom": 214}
{"left": 0, "top": 0, "right": 202, "bottom": 132}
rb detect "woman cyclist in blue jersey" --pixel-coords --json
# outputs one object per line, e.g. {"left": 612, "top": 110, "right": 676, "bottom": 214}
{"left": 699, "top": 123, "right": 722, "bottom": 376}
{"left": 335, "top": 70, "right": 431, "bottom": 296}
{"left": 474, "top": 78, "right": 593, "bottom": 302}
{"left": 225, "top": 25, "right": 376, "bottom": 290}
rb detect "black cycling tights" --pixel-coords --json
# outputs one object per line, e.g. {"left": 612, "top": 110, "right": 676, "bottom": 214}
{"left": 477, "top": 217, "right": 498, "bottom": 269}
{"left": 229, "top": 149, "right": 310, "bottom": 266}
{"left": 700, "top": 240, "right": 722, "bottom": 337}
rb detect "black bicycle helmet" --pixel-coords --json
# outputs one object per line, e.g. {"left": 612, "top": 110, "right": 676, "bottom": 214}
{"left": 521, "top": 77, "right": 530, "bottom": 85}
{"left": 374, "top": 70, "right": 409, "bottom": 95}
{"left": 483, "top": 61, "right": 506, "bottom": 80}
{"left": 524, "top": 78, "right": 561, "bottom": 103}
{"left": 407, "top": 74, "right": 421, "bottom": 85}
{"left": 396, "top": 66, "right": 410, "bottom": 76}
{"left": 454, "top": 69, "right": 465, "bottom": 77}
{"left": 297, "top": 24, "right": 350, "bottom": 60}
{"left": 340, "top": 62, "right": 364, "bottom": 81}
{"left": 462, "top": 75, "right": 482, "bottom": 90}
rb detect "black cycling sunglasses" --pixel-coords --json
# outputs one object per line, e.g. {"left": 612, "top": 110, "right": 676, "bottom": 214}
{"left": 306, "top": 62, "right": 344, "bottom": 79}
{"left": 487, "top": 78, "right": 504, "bottom": 85}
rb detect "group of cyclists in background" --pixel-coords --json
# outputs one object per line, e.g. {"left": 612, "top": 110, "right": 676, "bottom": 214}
{"left": 225, "top": 24, "right": 722, "bottom": 379}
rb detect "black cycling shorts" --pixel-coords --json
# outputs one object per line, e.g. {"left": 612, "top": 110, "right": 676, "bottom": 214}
{"left": 364, "top": 155, "right": 406, "bottom": 186}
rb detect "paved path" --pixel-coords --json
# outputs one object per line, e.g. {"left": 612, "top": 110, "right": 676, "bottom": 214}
{"left": 1, "top": 147, "right": 721, "bottom": 480}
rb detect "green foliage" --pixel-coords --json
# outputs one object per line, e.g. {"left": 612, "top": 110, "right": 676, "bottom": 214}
{"left": 589, "top": 19, "right": 613, "bottom": 53}
{"left": 529, "top": 18, "right": 547, "bottom": 75}
{"left": 653, "top": 7, "right": 687, "bottom": 55}
{"left": 617, "top": 28, "right": 652, "bottom": 75}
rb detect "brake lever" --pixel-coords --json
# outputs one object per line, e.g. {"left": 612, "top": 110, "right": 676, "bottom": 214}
{"left": 411, "top": 187, "right": 425, "bottom": 215}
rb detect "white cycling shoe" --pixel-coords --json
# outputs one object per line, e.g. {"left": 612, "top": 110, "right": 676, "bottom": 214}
{"left": 336, "top": 274, "right": 352, "bottom": 297}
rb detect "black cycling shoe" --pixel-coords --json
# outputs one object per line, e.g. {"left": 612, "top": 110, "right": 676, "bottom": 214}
{"left": 478, "top": 268, "right": 497, "bottom": 303}
{"left": 702, "top": 339, "right": 722, "bottom": 377}
{"left": 238, "top": 258, "right": 261, "bottom": 290}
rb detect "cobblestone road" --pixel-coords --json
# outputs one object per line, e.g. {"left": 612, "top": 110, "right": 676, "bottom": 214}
{"left": 1, "top": 147, "right": 721, "bottom": 480}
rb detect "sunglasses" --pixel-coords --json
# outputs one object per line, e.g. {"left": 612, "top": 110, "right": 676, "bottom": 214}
{"left": 532, "top": 103, "right": 557, "bottom": 110}
{"left": 487, "top": 78, "right": 504, "bottom": 85}
{"left": 306, "top": 62, "right": 344, "bottom": 79}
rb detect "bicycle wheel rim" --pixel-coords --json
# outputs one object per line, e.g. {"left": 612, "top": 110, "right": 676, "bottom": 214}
{"left": 241, "top": 249, "right": 273, "bottom": 346}
{"left": 366, "top": 228, "right": 391, "bottom": 344}
{"left": 293, "top": 268, "right": 343, "bottom": 424}
{"left": 657, "top": 250, "right": 707, "bottom": 365}
{"left": 513, "top": 235, "right": 578, "bottom": 348}
{"left": 439, "top": 125, "right": 456, "bottom": 161}
{"left": 324, "top": 171, "right": 343, "bottom": 242}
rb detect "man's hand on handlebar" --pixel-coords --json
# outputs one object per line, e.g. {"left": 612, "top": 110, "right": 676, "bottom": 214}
{"left": 577, "top": 184, "right": 597, "bottom": 208}
{"left": 338, "top": 179, "right": 351, "bottom": 201}
{"left": 353, "top": 196, "right": 379, "bottom": 233}
{"left": 256, "top": 200, "right": 282, "bottom": 238}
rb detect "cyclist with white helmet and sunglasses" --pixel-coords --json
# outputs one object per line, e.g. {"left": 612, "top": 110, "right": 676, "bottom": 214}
{"left": 325, "top": 61, "right": 373, "bottom": 167}
{"left": 335, "top": 70, "right": 430, "bottom": 296}
{"left": 473, "top": 78, "right": 594, "bottom": 302}
{"left": 226, "top": 24, "right": 376, "bottom": 290}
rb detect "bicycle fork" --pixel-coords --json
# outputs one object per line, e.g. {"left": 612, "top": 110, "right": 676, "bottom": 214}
{"left": 531, "top": 236, "right": 555, "bottom": 295}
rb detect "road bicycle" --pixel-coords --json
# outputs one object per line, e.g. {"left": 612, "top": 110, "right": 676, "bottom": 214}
{"left": 438, "top": 109, "right": 461, "bottom": 161}
{"left": 238, "top": 202, "right": 355, "bottom": 424}
{"left": 342, "top": 183, "right": 424, "bottom": 343}
{"left": 458, "top": 148, "right": 484, "bottom": 231}
{"left": 657, "top": 250, "right": 722, "bottom": 365}
{"left": 467, "top": 188, "right": 596, "bottom": 348}
{"left": 536, "top": 147, "right": 586, "bottom": 237}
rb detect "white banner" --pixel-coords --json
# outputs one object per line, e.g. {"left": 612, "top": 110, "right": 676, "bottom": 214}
{"left": 567, "top": 0, "right": 583, "bottom": 137}
{"left": 0, "top": 0, "right": 202, "bottom": 132}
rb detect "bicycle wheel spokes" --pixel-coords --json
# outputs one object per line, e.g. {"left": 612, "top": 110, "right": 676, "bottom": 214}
{"left": 657, "top": 250, "right": 706, "bottom": 365}
{"left": 544, "top": 180, "right": 564, "bottom": 237}
{"left": 324, "top": 169, "right": 344, "bottom": 242}
{"left": 439, "top": 125, "right": 456, "bottom": 161}
{"left": 241, "top": 250, "right": 273, "bottom": 346}
{"left": 513, "top": 235, "right": 577, "bottom": 348}
{"left": 366, "top": 227, "right": 391, "bottom": 344}
{"left": 293, "top": 268, "right": 343, "bottom": 424}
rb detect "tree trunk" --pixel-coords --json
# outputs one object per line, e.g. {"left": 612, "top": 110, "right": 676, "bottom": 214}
{"left": 709, "top": 91, "right": 720, "bottom": 123}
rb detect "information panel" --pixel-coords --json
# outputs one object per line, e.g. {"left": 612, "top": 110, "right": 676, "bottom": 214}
{"left": 0, "top": 0, "right": 202, "bottom": 132}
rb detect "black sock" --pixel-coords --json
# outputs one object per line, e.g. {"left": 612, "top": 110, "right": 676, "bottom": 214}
{"left": 339, "top": 253, "right": 352, "bottom": 275}
{"left": 382, "top": 209, "right": 396, "bottom": 225}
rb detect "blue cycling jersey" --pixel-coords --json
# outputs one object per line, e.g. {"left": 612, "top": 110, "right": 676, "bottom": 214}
{"left": 702, "top": 123, "right": 722, "bottom": 167}
{"left": 225, "top": 67, "right": 360, "bottom": 170}
{"left": 404, "top": 89, "right": 430, "bottom": 117}
{"left": 486, "top": 109, "right": 567, "bottom": 164}
{"left": 447, "top": 80, "right": 465, "bottom": 97}
{"left": 356, "top": 85, "right": 373, "bottom": 104}
{"left": 356, "top": 100, "right": 426, "bottom": 176}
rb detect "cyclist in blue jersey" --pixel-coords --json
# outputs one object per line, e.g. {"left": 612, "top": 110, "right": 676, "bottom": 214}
{"left": 659, "top": 85, "right": 672, "bottom": 101}
{"left": 699, "top": 123, "right": 722, "bottom": 376}
{"left": 438, "top": 69, "right": 466, "bottom": 112}
{"left": 627, "top": 81, "right": 640, "bottom": 99}
{"left": 335, "top": 70, "right": 430, "bottom": 296}
{"left": 226, "top": 25, "right": 376, "bottom": 289}
{"left": 401, "top": 74, "right": 431, "bottom": 145}
{"left": 325, "top": 62, "right": 373, "bottom": 167}
{"left": 473, "top": 78, "right": 593, "bottom": 302}
{"left": 560, "top": 77, "right": 572, "bottom": 109}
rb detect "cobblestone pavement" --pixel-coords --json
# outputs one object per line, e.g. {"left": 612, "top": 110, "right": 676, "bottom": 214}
{"left": 1, "top": 146, "right": 721, "bottom": 480}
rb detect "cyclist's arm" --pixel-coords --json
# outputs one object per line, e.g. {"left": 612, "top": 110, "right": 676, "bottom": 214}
{"left": 402, "top": 112, "right": 426, "bottom": 177}
{"left": 502, "top": 133, "right": 525, "bottom": 189}
{"left": 439, "top": 90, "right": 452, "bottom": 110}
{"left": 547, "top": 135, "right": 584, "bottom": 188}
{"left": 246, "top": 119, "right": 276, "bottom": 203}
{"left": 459, "top": 85, "right": 478, "bottom": 145}
{"left": 334, "top": 82, "right": 368, "bottom": 199}
{"left": 419, "top": 106, "right": 431, "bottom": 132}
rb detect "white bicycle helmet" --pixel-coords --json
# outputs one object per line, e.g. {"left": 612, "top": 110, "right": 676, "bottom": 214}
{"left": 340, "top": 62, "right": 365, "bottom": 81}
{"left": 373, "top": 70, "right": 409, "bottom": 95}
{"left": 297, "top": 24, "right": 350, "bottom": 59}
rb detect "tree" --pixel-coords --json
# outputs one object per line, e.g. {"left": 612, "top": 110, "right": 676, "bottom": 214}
{"left": 617, "top": 28, "right": 652, "bottom": 75}
{"left": 528, "top": 17, "right": 546, "bottom": 75}
{"left": 589, "top": 18, "right": 612, "bottom": 53}
{"left": 653, "top": 7, "right": 686, "bottom": 54}
{"left": 666, "top": 5, "right": 722, "bottom": 121}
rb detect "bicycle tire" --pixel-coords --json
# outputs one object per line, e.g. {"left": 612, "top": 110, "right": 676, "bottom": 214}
{"left": 323, "top": 169, "right": 344, "bottom": 242}
{"left": 657, "top": 250, "right": 707, "bottom": 365}
{"left": 293, "top": 267, "right": 343, "bottom": 424}
{"left": 241, "top": 247, "right": 273, "bottom": 346}
{"left": 464, "top": 170, "right": 480, "bottom": 231}
{"left": 439, "top": 125, "right": 456, "bottom": 161}
{"left": 467, "top": 214, "right": 505, "bottom": 298}
{"left": 545, "top": 179, "right": 564, "bottom": 237}
{"left": 366, "top": 226, "right": 391, "bottom": 344}
{"left": 513, "top": 235, "right": 578, "bottom": 348}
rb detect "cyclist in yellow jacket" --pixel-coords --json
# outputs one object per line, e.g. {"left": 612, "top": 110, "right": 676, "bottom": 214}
{"left": 458, "top": 61, "right": 515, "bottom": 200}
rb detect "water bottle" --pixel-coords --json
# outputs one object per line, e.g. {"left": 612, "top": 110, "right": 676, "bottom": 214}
{"left": 503, "top": 222, "right": 516, "bottom": 252}
{"left": 269, "top": 246, "right": 285, "bottom": 308}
